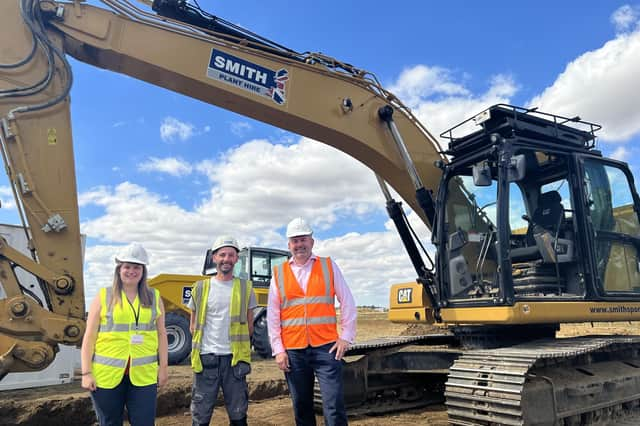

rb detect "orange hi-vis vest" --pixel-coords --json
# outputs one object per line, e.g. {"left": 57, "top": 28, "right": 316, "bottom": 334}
{"left": 274, "top": 257, "right": 338, "bottom": 349}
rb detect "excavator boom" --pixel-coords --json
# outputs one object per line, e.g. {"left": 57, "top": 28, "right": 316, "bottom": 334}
{"left": 54, "top": 0, "right": 444, "bottom": 215}
{"left": 0, "top": 0, "right": 443, "bottom": 377}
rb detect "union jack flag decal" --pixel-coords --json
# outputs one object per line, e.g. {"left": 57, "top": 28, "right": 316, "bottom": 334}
{"left": 269, "top": 69, "right": 289, "bottom": 105}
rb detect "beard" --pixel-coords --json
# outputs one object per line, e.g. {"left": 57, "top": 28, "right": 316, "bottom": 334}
{"left": 218, "top": 263, "right": 233, "bottom": 273}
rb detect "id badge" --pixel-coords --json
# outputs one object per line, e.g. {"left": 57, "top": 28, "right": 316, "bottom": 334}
{"left": 131, "top": 334, "right": 144, "bottom": 345}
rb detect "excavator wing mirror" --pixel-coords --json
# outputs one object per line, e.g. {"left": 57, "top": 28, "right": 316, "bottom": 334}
{"left": 508, "top": 154, "right": 526, "bottom": 182}
{"left": 472, "top": 160, "right": 492, "bottom": 186}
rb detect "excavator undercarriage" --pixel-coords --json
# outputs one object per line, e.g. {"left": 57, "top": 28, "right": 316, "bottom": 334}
{"left": 315, "top": 331, "right": 640, "bottom": 424}
{"left": 336, "top": 334, "right": 457, "bottom": 416}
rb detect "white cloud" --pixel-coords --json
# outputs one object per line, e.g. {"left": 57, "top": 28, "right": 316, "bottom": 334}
{"left": 160, "top": 116, "right": 195, "bottom": 142}
{"left": 315, "top": 210, "right": 433, "bottom": 306}
{"left": 611, "top": 146, "right": 630, "bottom": 161}
{"left": 399, "top": 72, "right": 518, "bottom": 141}
{"left": 138, "top": 157, "right": 193, "bottom": 177}
{"left": 389, "top": 65, "right": 470, "bottom": 108}
{"left": 230, "top": 121, "right": 252, "bottom": 137}
{"left": 78, "top": 185, "right": 115, "bottom": 207}
{"left": 528, "top": 28, "right": 640, "bottom": 142}
{"left": 611, "top": 5, "right": 640, "bottom": 34}
{"left": 79, "top": 182, "right": 210, "bottom": 297}
{"left": 79, "top": 138, "right": 392, "bottom": 303}
{"left": 0, "top": 186, "right": 15, "bottom": 209}
{"left": 83, "top": 244, "right": 120, "bottom": 302}
{"left": 193, "top": 138, "right": 383, "bottom": 233}
{"left": 316, "top": 231, "right": 414, "bottom": 305}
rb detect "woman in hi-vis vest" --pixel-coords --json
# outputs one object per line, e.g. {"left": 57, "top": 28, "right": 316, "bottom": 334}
{"left": 80, "top": 243, "right": 169, "bottom": 426}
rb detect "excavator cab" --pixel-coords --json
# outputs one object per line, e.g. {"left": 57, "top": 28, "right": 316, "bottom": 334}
{"left": 432, "top": 104, "right": 640, "bottom": 315}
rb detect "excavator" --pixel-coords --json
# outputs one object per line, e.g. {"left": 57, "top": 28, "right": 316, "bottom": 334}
{"left": 2, "top": 0, "right": 640, "bottom": 424}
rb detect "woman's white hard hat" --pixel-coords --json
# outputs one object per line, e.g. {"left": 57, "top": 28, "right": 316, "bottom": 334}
{"left": 211, "top": 235, "right": 240, "bottom": 253}
{"left": 286, "top": 217, "right": 313, "bottom": 238}
{"left": 115, "top": 243, "right": 149, "bottom": 265}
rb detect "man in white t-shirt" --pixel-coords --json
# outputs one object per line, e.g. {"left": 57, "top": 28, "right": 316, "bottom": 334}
{"left": 188, "top": 236, "right": 257, "bottom": 426}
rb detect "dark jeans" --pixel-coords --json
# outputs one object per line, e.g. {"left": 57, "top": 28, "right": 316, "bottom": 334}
{"left": 90, "top": 374, "right": 157, "bottom": 426}
{"left": 191, "top": 353, "right": 251, "bottom": 425}
{"left": 285, "top": 342, "right": 347, "bottom": 426}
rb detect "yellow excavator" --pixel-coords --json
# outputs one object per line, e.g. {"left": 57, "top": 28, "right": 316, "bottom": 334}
{"left": 2, "top": 0, "right": 640, "bottom": 423}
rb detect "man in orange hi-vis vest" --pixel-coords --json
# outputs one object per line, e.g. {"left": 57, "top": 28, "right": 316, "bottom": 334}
{"left": 267, "top": 217, "right": 357, "bottom": 426}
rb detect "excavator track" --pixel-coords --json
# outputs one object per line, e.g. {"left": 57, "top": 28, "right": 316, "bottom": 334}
{"left": 446, "top": 336, "right": 640, "bottom": 425}
{"left": 346, "top": 333, "right": 453, "bottom": 354}
{"left": 314, "top": 334, "right": 459, "bottom": 416}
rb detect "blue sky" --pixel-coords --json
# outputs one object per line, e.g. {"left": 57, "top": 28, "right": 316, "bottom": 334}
{"left": 2, "top": 1, "right": 640, "bottom": 306}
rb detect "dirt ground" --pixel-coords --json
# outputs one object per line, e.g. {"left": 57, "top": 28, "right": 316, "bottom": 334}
{"left": 2, "top": 313, "right": 639, "bottom": 426}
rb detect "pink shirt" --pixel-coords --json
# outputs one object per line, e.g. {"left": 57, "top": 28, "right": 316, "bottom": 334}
{"left": 267, "top": 254, "right": 357, "bottom": 355}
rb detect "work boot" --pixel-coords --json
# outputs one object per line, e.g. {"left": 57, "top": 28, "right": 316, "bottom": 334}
{"left": 229, "top": 417, "right": 248, "bottom": 426}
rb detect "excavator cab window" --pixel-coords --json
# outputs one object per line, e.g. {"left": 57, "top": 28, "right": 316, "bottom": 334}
{"left": 583, "top": 159, "right": 640, "bottom": 294}
{"left": 508, "top": 148, "right": 585, "bottom": 297}
{"left": 440, "top": 145, "right": 589, "bottom": 303}
{"left": 442, "top": 169, "right": 499, "bottom": 300}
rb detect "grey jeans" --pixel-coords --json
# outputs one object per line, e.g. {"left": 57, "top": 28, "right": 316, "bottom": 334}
{"left": 191, "top": 353, "right": 251, "bottom": 425}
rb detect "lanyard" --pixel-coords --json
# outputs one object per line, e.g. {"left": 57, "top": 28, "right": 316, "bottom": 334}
{"left": 126, "top": 296, "right": 141, "bottom": 330}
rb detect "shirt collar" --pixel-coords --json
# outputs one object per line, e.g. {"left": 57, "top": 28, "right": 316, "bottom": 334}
{"left": 288, "top": 253, "right": 317, "bottom": 267}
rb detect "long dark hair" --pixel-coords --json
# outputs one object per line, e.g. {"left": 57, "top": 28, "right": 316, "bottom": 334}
{"left": 109, "top": 262, "right": 154, "bottom": 309}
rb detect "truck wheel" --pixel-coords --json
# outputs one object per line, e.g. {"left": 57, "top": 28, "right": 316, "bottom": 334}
{"left": 165, "top": 312, "right": 191, "bottom": 365}
{"left": 252, "top": 313, "right": 273, "bottom": 358}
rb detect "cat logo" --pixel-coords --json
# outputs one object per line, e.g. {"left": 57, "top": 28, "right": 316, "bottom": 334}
{"left": 397, "top": 287, "right": 413, "bottom": 304}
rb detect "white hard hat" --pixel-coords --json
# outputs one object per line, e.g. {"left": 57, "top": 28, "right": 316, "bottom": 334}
{"left": 115, "top": 243, "right": 149, "bottom": 265}
{"left": 211, "top": 235, "right": 240, "bottom": 253}
{"left": 286, "top": 217, "right": 313, "bottom": 238}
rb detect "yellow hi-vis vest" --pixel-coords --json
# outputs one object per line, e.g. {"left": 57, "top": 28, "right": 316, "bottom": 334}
{"left": 93, "top": 287, "right": 161, "bottom": 388}
{"left": 190, "top": 277, "right": 252, "bottom": 372}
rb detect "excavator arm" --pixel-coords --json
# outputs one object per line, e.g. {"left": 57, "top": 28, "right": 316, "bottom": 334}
{"left": 0, "top": 0, "right": 444, "bottom": 377}
{"left": 0, "top": 0, "right": 85, "bottom": 377}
